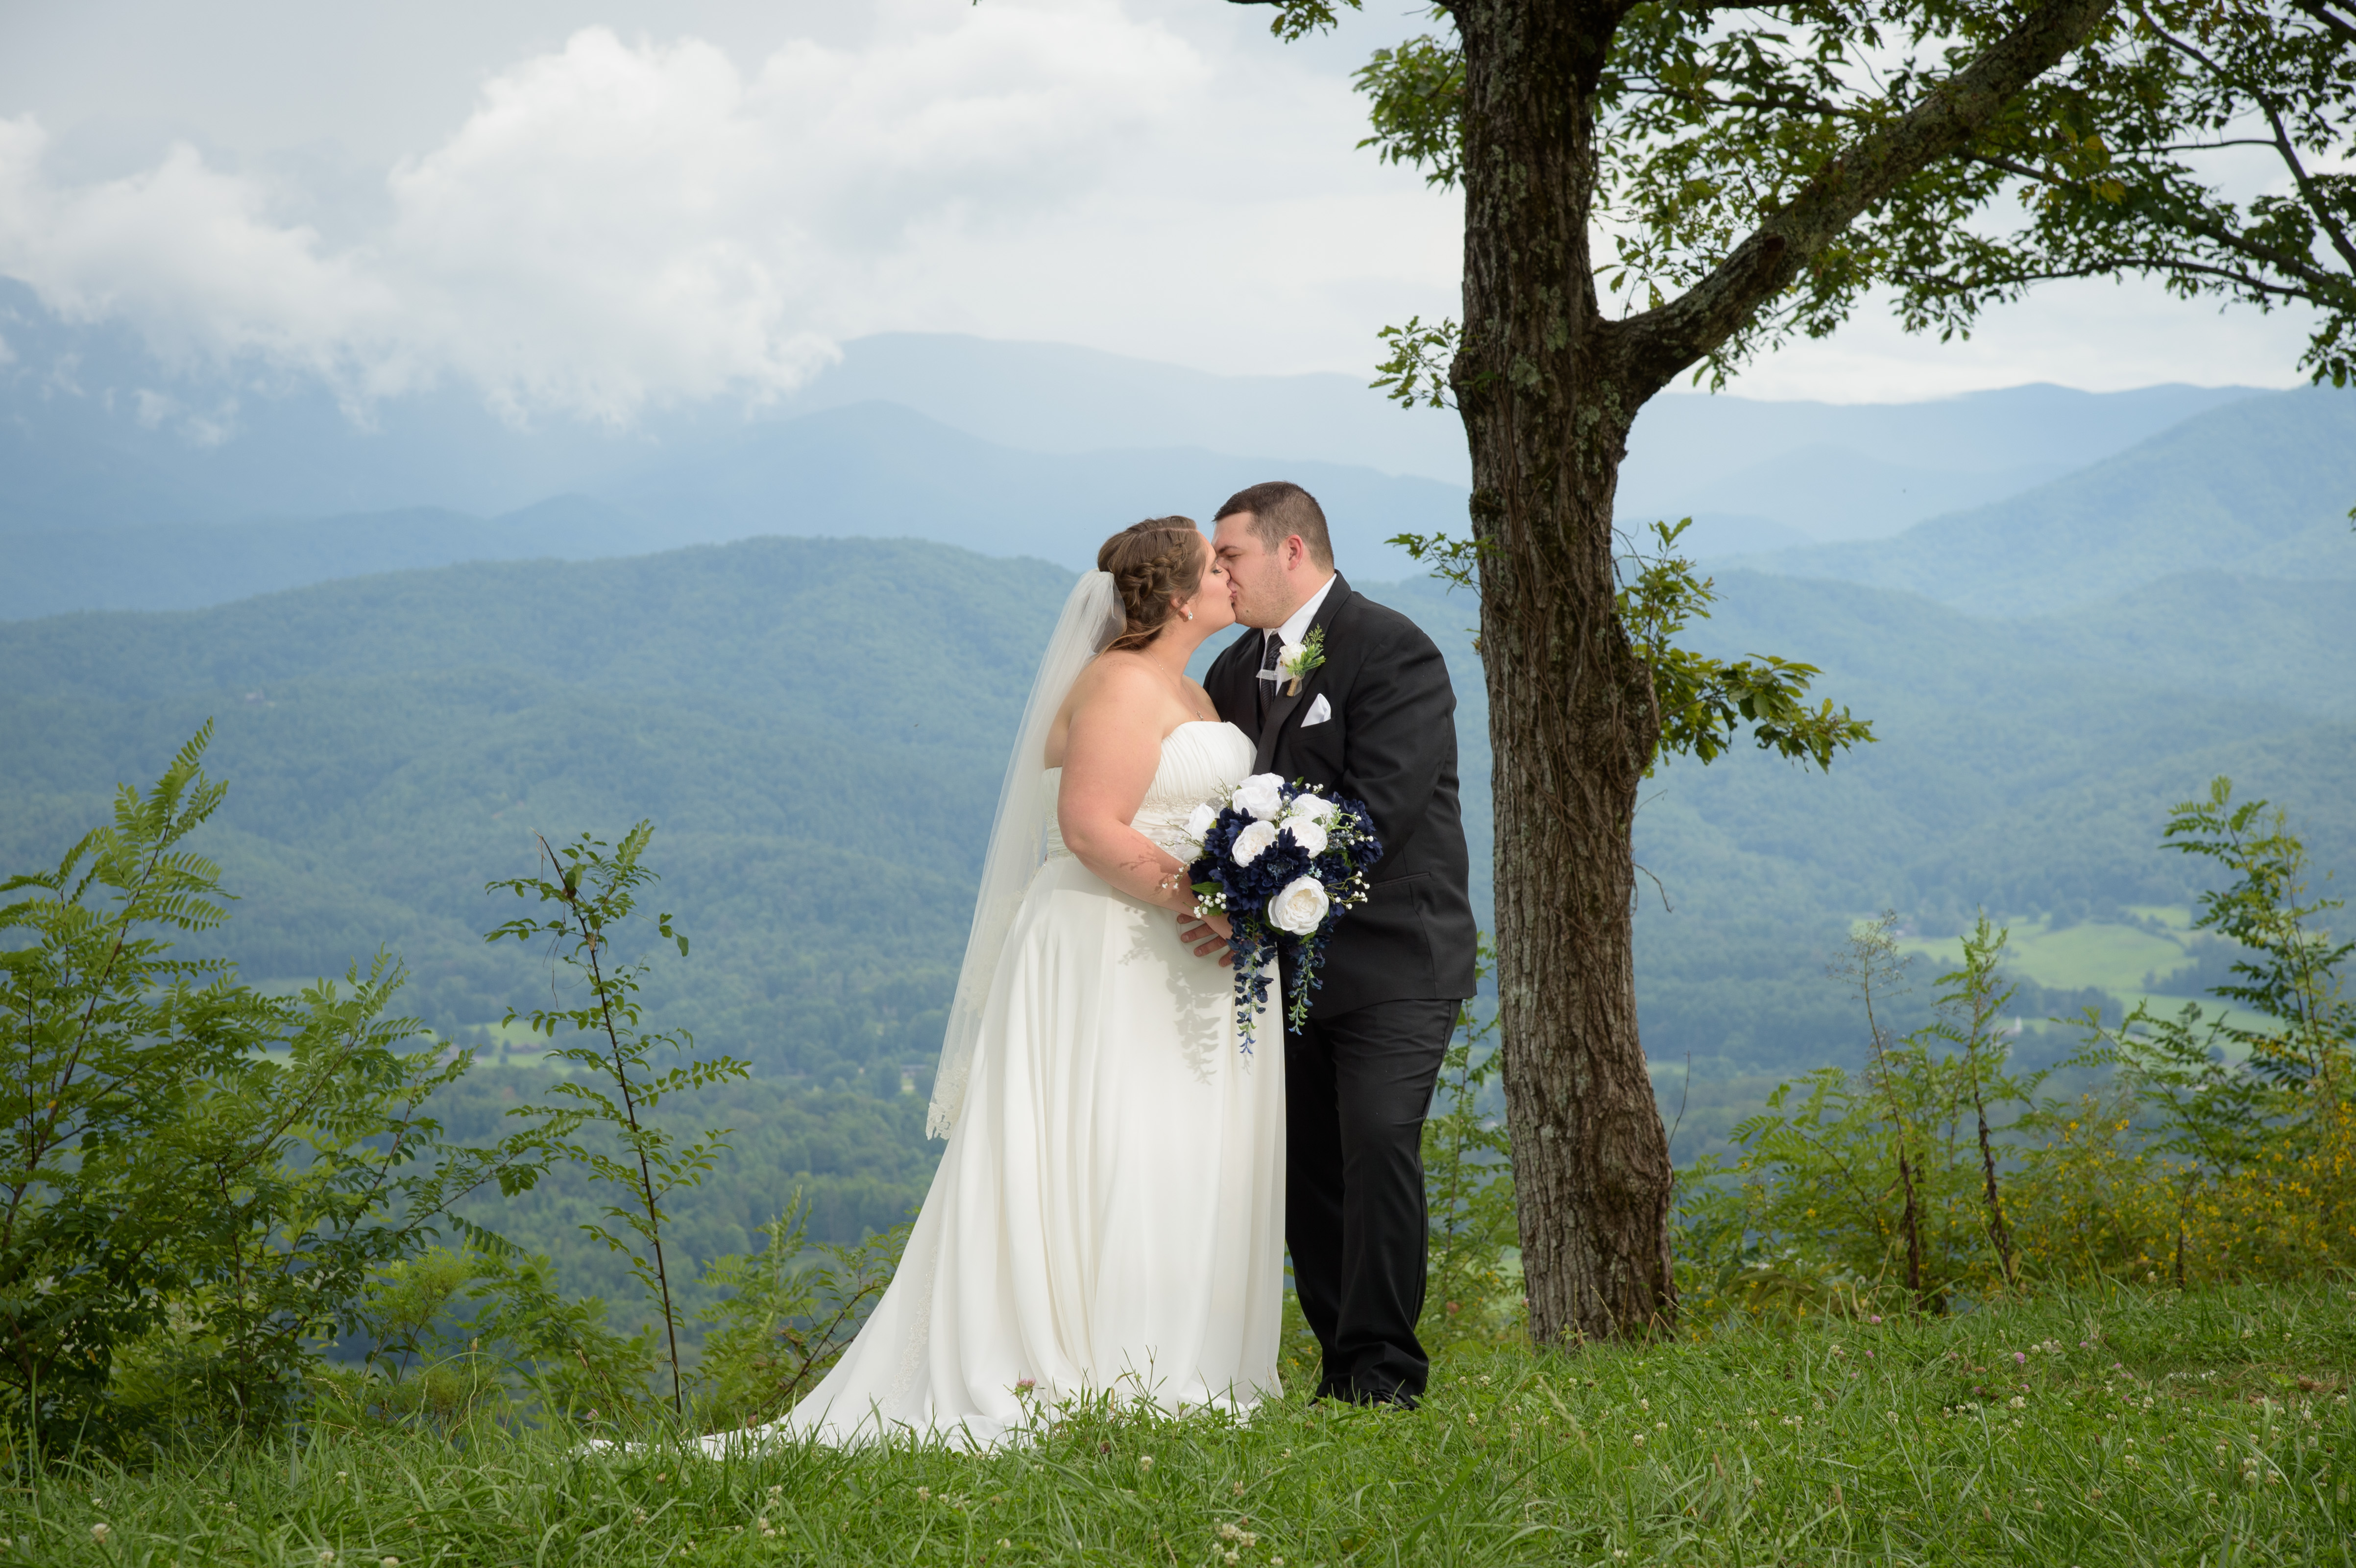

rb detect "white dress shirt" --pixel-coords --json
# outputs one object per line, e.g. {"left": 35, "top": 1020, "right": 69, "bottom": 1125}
{"left": 1263, "top": 572, "right": 1338, "bottom": 664}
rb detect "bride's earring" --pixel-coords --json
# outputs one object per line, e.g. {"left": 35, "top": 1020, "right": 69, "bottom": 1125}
{"left": 1184, "top": 607, "right": 1194, "bottom": 621}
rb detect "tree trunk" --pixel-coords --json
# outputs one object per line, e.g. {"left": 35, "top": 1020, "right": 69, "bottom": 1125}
{"left": 1452, "top": 1, "right": 1678, "bottom": 1343}
{"left": 1436, "top": 0, "right": 2112, "bottom": 1344}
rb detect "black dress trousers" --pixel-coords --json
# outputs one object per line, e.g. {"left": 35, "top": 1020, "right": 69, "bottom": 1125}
{"left": 1283, "top": 994, "right": 1458, "bottom": 1405}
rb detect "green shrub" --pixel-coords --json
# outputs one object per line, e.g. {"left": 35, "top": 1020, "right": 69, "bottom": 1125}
{"left": 0, "top": 727, "right": 528, "bottom": 1451}
{"left": 1674, "top": 778, "right": 2356, "bottom": 1323}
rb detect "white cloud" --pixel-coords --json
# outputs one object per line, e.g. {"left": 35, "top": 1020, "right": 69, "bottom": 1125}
{"left": 0, "top": 0, "right": 2316, "bottom": 416}
{"left": 1, "top": 2, "right": 1392, "bottom": 424}
{"left": 0, "top": 115, "right": 402, "bottom": 386}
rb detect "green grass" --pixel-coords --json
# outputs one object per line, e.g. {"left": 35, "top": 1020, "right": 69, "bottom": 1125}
{"left": 14, "top": 1280, "right": 2353, "bottom": 1566}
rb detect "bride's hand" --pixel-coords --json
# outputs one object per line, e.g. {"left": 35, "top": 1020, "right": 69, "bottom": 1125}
{"left": 1177, "top": 908, "right": 1235, "bottom": 967}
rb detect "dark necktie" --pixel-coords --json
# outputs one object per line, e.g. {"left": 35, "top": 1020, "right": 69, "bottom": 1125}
{"left": 1255, "top": 630, "right": 1284, "bottom": 724}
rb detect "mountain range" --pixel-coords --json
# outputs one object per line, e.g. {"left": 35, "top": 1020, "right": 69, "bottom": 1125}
{"left": 6, "top": 281, "right": 2333, "bottom": 622}
{"left": 6, "top": 290, "right": 2356, "bottom": 1206}
{"left": 1732, "top": 386, "right": 2356, "bottom": 613}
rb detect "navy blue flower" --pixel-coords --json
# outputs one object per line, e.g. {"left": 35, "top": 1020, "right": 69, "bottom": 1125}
{"left": 1186, "top": 777, "right": 1382, "bottom": 1051}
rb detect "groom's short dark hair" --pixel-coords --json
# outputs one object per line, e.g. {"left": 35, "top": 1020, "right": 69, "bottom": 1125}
{"left": 1216, "top": 481, "right": 1333, "bottom": 569}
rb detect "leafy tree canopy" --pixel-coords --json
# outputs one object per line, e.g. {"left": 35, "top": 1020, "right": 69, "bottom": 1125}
{"left": 1248, "top": 0, "right": 2355, "bottom": 388}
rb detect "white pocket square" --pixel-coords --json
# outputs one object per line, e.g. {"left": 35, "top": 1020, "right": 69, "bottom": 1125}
{"left": 1300, "top": 693, "right": 1333, "bottom": 728}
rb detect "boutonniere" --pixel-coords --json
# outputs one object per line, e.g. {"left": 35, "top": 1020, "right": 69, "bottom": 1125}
{"left": 1278, "top": 627, "right": 1326, "bottom": 696}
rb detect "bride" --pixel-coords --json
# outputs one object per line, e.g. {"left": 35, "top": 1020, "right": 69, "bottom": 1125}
{"left": 733, "top": 518, "right": 1285, "bottom": 1449}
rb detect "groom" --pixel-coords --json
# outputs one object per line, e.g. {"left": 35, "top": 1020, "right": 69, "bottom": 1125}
{"left": 1187, "top": 480, "right": 1478, "bottom": 1408}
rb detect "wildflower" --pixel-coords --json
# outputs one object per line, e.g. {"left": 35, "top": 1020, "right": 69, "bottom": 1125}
{"left": 2009, "top": 1397, "right": 2027, "bottom": 1410}
{"left": 92, "top": 1523, "right": 113, "bottom": 1545}
{"left": 2014, "top": 1352, "right": 2026, "bottom": 1366}
{"left": 997, "top": 1541, "right": 1012, "bottom": 1551}
{"left": 382, "top": 1560, "right": 400, "bottom": 1567}
{"left": 1631, "top": 1434, "right": 1646, "bottom": 1448}
{"left": 1139, "top": 1456, "right": 1154, "bottom": 1472}
{"left": 320, "top": 1553, "right": 337, "bottom": 1565}
{"left": 1015, "top": 1378, "right": 1037, "bottom": 1394}
{"left": 918, "top": 1487, "right": 932, "bottom": 1501}
{"left": 335, "top": 1472, "right": 348, "bottom": 1481}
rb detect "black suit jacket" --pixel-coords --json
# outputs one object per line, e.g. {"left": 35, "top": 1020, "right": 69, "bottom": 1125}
{"left": 1204, "top": 574, "right": 1479, "bottom": 1017}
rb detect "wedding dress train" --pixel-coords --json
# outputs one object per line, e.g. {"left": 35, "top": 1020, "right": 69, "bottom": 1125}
{"left": 726, "top": 721, "right": 1284, "bottom": 1450}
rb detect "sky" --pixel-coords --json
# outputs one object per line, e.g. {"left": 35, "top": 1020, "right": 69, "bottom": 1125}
{"left": 0, "top": 0, "right": 2324, "bottom": 427}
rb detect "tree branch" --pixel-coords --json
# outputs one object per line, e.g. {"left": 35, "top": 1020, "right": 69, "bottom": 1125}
{"left": 2134, "top": 11, "right": 2356, "bottom": 276}
{"left": 2283, "top": 0, "right": 2356, "bottom": 48}
{"left": 1960, "top": 146, "right": 2355, "bottom": 299}
{"left": 1916, "top": 252, "right": 2320, "bottom": 304}
{"left": 2258, "top": 99, "right": 2356, "bottom": 278}
{"left": 1609, "top": 0, "right": 2115, "bottom": 398}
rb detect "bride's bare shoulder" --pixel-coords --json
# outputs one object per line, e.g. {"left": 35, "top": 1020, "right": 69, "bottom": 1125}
{"left": 1065, "top": 650, "right": 1163, "bottom": 711}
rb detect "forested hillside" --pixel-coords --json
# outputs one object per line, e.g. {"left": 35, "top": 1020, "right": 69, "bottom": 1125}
{"left": 1742, "top": 385, "right": 2356, "bottom": 611}
{"left": 7, "top": 519, "right": 2353, "bottom": 1278}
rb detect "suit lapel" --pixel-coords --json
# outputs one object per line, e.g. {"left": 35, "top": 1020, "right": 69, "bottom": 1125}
{"left": 1253, "top": 685, "right": 1305, "bottom": 773}
{"left": 1205, "top": 628, "right": 1257, "bottom": 731}
{"left": 1251, "top": 573, "right": 1352, "bottom": 775}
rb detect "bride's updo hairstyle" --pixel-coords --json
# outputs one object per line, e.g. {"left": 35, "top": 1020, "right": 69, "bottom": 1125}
{"left": 1097, "top": 518, "right": 1207, "bottom": 652}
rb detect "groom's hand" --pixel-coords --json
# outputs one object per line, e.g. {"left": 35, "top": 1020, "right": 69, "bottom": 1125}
{"left": 1178, "top": 909, "right": 1235, "bottom": 966}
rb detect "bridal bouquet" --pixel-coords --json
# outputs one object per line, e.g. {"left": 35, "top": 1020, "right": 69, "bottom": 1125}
{"left": 1182, "top": 773, "right": 1382, "bottom": 1051}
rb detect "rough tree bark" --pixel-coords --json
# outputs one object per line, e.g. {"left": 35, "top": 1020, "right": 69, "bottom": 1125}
{"left": 1443, "top": 0, "right": 2116, "bottom": 1345}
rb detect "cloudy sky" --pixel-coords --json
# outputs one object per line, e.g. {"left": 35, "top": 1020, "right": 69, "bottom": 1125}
{"left": 0, "top": 0, "right": 2323, "bottom": 426}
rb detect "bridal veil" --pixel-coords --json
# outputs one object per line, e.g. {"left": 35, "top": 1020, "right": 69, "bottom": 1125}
{"left": 926, "top": 570, "right": 1124, "bottom": 1137}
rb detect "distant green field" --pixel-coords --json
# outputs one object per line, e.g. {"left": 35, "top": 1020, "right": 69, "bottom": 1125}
{"left": 1891, "top": 906, "right": 2252, "bottom": 1028}
{"left": 1897, "top": 911, "right": 2184, "bottom": 990}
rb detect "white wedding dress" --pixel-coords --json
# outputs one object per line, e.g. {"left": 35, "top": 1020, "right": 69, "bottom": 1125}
{"left": 730, "top": 720, "right": 1285, "bottom": 1450}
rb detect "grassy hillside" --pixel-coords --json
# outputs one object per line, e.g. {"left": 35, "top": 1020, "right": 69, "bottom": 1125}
{"left": 15, "top": 1281, "right": 2351, "bottom": 1567}
{"left": 1741, "top": 385, "right": 2356, "bottom": 613}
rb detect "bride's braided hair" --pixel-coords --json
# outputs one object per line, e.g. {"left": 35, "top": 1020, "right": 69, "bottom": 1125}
{"left": 1097, "top": 518, "right": 1207, "bottom": 652}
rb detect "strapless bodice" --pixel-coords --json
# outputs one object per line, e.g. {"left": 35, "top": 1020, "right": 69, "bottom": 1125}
{"left": 1044, "top": 721, "right": 1254, "bottom": 861}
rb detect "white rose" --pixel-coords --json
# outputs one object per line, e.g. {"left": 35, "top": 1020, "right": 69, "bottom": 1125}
{"left": 1287, "top": 793, "right": 1338, "bottom": 823}
{"left": 1231, "top": 818, "right": 1280, "bottom": 866}
{"left": 1267, "top": 875, "right": 1331, "bottom": 936}
{"left": 1282, "top": 816, "right": 1329, "bottom": 857}
{"left": 1184, "top": 801, "right": 1220, "bottom": 842}
{"left": 1233, "top": 773, "right": 1287, "bottom": 821}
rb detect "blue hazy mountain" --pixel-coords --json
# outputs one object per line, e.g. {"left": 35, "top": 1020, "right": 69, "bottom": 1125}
{"left": 1616, "top": 380, "right": 2265, "bottom": 548}
{"left": 0, "top": 278, "right": 2288, "bottom": 610}
{"left": 0, "top": 402, "right": 1469, "bottom": 617}
{"left": 1736, "top": 385, "right": 2356, "bottom": 613}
